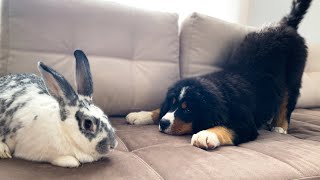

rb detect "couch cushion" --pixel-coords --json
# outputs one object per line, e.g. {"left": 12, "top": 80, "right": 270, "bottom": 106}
{"left": 289, "top": 108, "right": 320, "bottom": 141}
{"left": 112, "top": 110, "right": 320, "bottom": 180}
{"left": 179, "top": 12, "right": 252, "bottom": 78}
{"left": 180, "top": 12, "right": 320, "bottom": 108}
{"left": 0, "top": 150, "right": 162, "bottom": 180}
{"left": 1, "top": 109, "right": 320, "bottom": 179}
{"left": 0, "top": 0, "right": 179, "bottom": 115}
{"left": 296, "top": 44, "right": 320, "bottom": 108}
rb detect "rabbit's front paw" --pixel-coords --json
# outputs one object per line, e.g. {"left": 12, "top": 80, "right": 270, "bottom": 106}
{"left": 51, "top": 156, "right": 80, "bottom": 168}
{"left": 0, "top": 142, "right": 12, "bottom": 158}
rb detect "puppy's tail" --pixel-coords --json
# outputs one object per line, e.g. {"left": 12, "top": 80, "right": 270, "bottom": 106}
{"left": 280, "top": 0, "right": 312, "bottom": 29}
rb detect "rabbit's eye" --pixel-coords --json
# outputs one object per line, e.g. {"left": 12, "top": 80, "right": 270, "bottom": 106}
{"left": 84, "top": 119, "right": 93, "bottom": 131}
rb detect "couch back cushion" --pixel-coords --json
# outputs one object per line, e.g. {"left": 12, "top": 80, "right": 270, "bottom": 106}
{"left": 297, "top": 44, "right": 320, "bottom": 108}
{"left": 179, "top": 13, "right": 252, "bottom": 78}
{"left": 0, "top": 0, "right": 179, "bottom": 115}
{"left": 180, "top": 12, "right": 319, "bottom": 108}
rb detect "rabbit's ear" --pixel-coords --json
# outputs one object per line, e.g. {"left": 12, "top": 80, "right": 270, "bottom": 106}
{"left": 74, "top": 50, "right": 93, "bottom": 98}
{"left": 38, "top": 62, "right": 78, "bottom": 106}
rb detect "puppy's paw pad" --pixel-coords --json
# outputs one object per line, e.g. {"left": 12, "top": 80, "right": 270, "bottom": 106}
{"left": 0, "top": 142, "right": 12, "bottom": 159}
{"left": 272, "top": 127, "right": 287, "bottom": 134}
{"left": 126, "top": 111, "right": 153, "bottom": 125}
{"left": 51, "top": 156, "right": 80, "bottom": 168}
{"left": 191, "top": 130, "right": 220, "bottom": 150}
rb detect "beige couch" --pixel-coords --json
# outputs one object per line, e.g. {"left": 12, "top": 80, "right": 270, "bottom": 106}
{"left": 1, "top": 0, "right": 320, "bottom": 179}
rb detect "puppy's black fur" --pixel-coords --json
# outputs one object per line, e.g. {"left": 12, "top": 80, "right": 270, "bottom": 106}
{"left": 159, "top": 0, "right": 311, "bottom": 145}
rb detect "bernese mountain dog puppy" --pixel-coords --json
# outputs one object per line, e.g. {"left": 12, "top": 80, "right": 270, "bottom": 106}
{"left": 126, "top": 0, "right": 312, "bottom": 150}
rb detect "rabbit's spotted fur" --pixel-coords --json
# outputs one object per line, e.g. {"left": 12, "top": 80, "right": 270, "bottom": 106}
{"left": 0, "top": 50, "right": 117, "bottom": 167}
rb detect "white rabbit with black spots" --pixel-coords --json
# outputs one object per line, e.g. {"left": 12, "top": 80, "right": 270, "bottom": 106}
{"left": 0, "top": 50, "right": 117, "bottom": 167}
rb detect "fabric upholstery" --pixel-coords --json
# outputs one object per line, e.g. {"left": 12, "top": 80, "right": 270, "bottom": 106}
{"left": 1, "top": 109, "right": 320, "bottom": 180}
{"left": 179, "top": 12, "right": 252, "bottom": 78}
{"left": 0, "top": 150, "right": 162, "bottom": 180}
{"left": 297, "top": 43, "right": 320, "bottom": 108}
{"left": 1, "top": 1, "right": 320, "bottom": 179}
{"left": 179, "top": 12, "right": 320, "bottom": 108}
{"left": 0, "top": 0, "right": 179, "bottom": 115}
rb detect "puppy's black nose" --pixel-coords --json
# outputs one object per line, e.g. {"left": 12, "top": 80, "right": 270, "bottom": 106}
{"left": 160, "top": 119, "right": 170, "bottom": 130}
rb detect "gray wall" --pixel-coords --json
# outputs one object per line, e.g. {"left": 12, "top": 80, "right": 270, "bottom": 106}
{"left": 247, "top": 0, "right": 320, "bottom": 45}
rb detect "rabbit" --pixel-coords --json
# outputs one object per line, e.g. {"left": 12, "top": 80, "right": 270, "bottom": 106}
{"left": 0, "top": 50, "right": 117, "bottom": 168}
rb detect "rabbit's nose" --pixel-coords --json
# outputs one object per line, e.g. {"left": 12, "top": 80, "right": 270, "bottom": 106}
{"left": 107, "top": 130, "right": 117, "bottom": 149}
{"left": 110, "top": 140, "right": 118, "bottom": 149}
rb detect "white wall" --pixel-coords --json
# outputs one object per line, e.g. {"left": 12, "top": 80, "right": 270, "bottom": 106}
{"left": 247, "top": 0, "right": 320, "bottom": 45}
{"left": 114, "top": 0, "right": 249, "bottom": 24}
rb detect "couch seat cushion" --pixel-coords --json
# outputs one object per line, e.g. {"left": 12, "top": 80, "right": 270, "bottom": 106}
{"left": 0, "top": 109, "right": 320, "bottom": 180}
{"left": 113, "top": 112, "right": 320, "bottom": 180}
{"left": 289, "top": 109, "right": 320, "bottom": 141}
{"left": 0, "top": 150, "right": 162, "bottom": 180}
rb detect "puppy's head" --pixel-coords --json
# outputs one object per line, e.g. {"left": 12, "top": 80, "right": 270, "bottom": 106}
{"left": 159, "top": 79, "right": 224, "bottom": 135}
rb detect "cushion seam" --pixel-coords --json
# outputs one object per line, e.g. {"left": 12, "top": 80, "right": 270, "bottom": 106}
{"left": 289, "top": 133, "right": 320, "bottom": 143}
{"left": 291, "top": 118, "right": 320, "bottom": 130}
{"left": 1, "top": 0, "right": 10, "bottom": 75}
{"left": 188, "top": 13, "right": 197, "bottom": 78}
{"left": 116, "top": 134, "right": 130, "bottom": 152}
{"left": 131, "top": 143, "right": 190, "bottom": 153}
{"left": 131, "top": 153, "right": 164, "bottom": 180}
{"left": 293, "top": 112, "right": 320, "bottom": 118}
{"left": 6, "top": 48, "right": 178, "bottom": 64}
{"left": 5, "top": 0, "right": 9, "bottom": 75}
{"left": 293, "top": 175, "right": 320, "bottom": 180}
{"left": 183, "top": 13, "right": 196, "bottom": 78}
{"left": 238, "top": 146, "right": 306, "bottom": 177}
{"left": 134, "top": 143, "right": 306, "bottom": 178}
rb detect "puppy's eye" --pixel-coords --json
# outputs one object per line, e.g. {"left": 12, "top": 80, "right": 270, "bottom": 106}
{"left": 184, "top": 108, "right": 191, "bottom": 113}
{"left": 84, "top": 119, "right": 93, "bottom": 131}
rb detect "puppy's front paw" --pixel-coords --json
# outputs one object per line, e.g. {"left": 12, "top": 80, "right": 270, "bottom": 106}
{"left": 0, "top": 142, "right": 12, "bottom": 158}
{"left": 191, "top": 130, "right": 221, "bottom": 150}
{"left": 51, "top": 156, "right": 80, "bottom": 168}
{"left": 126, "top": 111, "right": 154, "bottom": 125}
{"left": 272, "top": 127, "right": 287, "bottom": 134}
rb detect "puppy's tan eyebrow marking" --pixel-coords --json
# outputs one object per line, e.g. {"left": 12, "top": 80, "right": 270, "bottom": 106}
{"left": 181, "top": 102, "right": 187, "bottom": 109}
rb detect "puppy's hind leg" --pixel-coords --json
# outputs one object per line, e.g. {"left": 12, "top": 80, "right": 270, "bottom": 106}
{"left": 285, "top": 86, "right": 301, "bottom": 127}
{"left": 278, "top": 24, "right": 307, "bottom": 133}
{"left": 271, "top": 93, "right": 289, "bottom": 134}
{"left": 285, "top": 50, "right": 306, "bottom": 130}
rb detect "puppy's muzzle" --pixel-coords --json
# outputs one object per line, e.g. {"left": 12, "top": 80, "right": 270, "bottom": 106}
{"left": 159, "top": 119, "right": 171, "bottom": 131}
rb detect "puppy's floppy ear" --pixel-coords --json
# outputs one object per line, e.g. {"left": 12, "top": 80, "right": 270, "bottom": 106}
{"left": 74, "top": 50, "right": 93, "bottom": 98}
{"left": 159, "top": 97, "right": 171, "bottom": 119}
{"left": 159, "top": 88, "right": 175, "bottom": 118}
{"left": 38, "top": 62, "right": 78, "bottom": 106}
